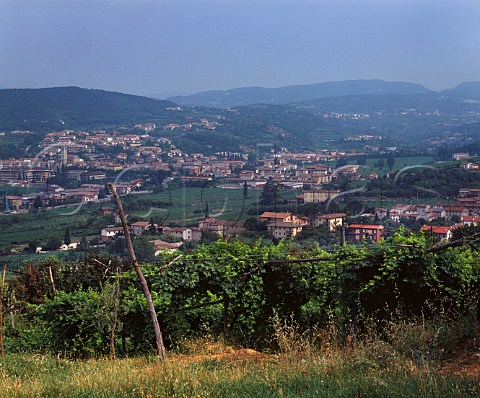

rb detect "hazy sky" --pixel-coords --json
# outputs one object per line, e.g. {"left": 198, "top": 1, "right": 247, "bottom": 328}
{"left": 1, "top": 0, "right": 480, "bottom": 97}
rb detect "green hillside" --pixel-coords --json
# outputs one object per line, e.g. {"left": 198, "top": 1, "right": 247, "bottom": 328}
{"left": 0, "top": 87, "right": 179, "bottom": 132}
{"left": 2, "top": 85, "right": 480, "bottom": 153}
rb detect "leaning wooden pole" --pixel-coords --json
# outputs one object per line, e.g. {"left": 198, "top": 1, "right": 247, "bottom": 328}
{"left": 108, "top": 183, "right": 166, "bottom": 359}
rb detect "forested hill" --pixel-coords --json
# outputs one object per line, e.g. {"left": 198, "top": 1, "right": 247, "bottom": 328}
{"left": 296, "top": 91, "right": 480, "bottom": 114}
{"left": 448, "top": 81, "right": 480, "bottom": 99}
{"left": 0, "top": 87, "right": 178, "bottom": 132}
{"left": 2, "top": 84, "right": 480, "bottom": 153}
{"left": 169, "top": 103, "right": 329, "bottom": 153}
{"left": 167, "top": 79, "right": 433, "bottom": 108}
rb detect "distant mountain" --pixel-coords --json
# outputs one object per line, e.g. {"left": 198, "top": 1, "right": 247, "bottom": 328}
{"left": 168, "top": 79, "right": 433, "bottom": 108}
{"left": 448, "top": 82, "right": 480, "bottom": 100}
{"left": 297, "top": 92, "right": 480, "bottom": 114}
{"left": 0, "top": 87, "right": 177, "bottom": 131}
{"left": 2, "top": 83, "right": 480, "bottom": 154}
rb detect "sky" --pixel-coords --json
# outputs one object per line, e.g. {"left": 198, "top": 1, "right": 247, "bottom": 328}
{"left": 1, "top": 0, "right": 480, "bottom": 97}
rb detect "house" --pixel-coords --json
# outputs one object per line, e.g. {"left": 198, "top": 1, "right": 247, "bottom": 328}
{"left": 80, "top": 171, "right": 107, "bottom": 182}
{"left": 308, "top": 213, "right": 347, "bottom": 231}
{"left": 266, "top": 221, "right": 305, "bottom": 239}
{"left": 347, "top": 224, "right": 384, "bottom": 243}
{"left": 244, "top": 180, "right": 267, "bottom": 189}
{"left": 0, "top": 170, "right": 22, "bottom": 183}
{"left": 198, "top": 218, "right": 245, "bottom": 238}
{"left": 130, "top": 221, "right": 151, "bottom": 236}
{"left": 375, "top": 208, "right": 388, "bottom": 219}
{"left": 71, "top": 190, "right": 98, "bottom": 202}
{"left": 460, "top": 162, "right": 480, "bottom": 170}
{"left": 27, "top": 170, "right": 53, "bottom": 182}
{"left": 294, "top": 174, "right": 332, "bottom": 185}
{"left": 98, "top": 206, "right": 115, "bottom": 216}
{"left": 152, "top": 240, "right": 182, "bottom": 255}
{"left": 420, "top": 225, "right": 454, "bottom": 241}
{"left": 452, "top": 153, "right": 469, "bottom": 161}
{"left": 458, "top": 188, "right": 480, "bottom": 198}
{"left": 101, "top": 226, "right": 124, "bottom": 242}
{"left": 114, "top": 183, "right": 133, "bottom": 195}
{"left": 460, "top": 215, "right": 480, "bottom": 227}
{"left": 302, "top": 190, "right": 340, "bottom": 204}
{"left": 258, "top": 212, "right": 307, "bottom": 225}
{"left": 60, "top": 242, "right": 79, "bottom": 251}
{"left": 162, "top": 227, "right": 202, "bottom": 241}
{"left": 66, "top": 170, "right": 83, "bottom": 181}
{"left": 6, "top": 195, "right": 23, "bottom": 210}
{"left": 129, "top": 179, "right": 145, "bottom": 189}
{"left": 442, "top": 206, "right": 469, "bottom": 220}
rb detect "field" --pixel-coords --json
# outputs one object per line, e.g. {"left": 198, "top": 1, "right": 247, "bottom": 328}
{"left": 0, "top": 185, "right": 37, "bottom": 196}
{"left": 0, "top": 187, "right": 274, "bottom": 249}
{"left": 125, "top": 186, "right": 297, "bottom": 225}
{"left": 361, "top": 156, "right": 435, "bottom": 175}
{"left": 0, "top": 205, "right": 108, "bottom": 250}
{"left": 0, "top": 186, "right": 298, "bottom": 265}
{"left": 1, "top": 340, "right": 477, "bottom": 398}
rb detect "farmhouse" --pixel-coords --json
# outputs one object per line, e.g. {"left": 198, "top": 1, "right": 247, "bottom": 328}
{"left": 347, "top": 224, "right": 384, "bottom": 243}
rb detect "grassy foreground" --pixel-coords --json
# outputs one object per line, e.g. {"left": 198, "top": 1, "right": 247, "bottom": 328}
{"left": 1, "top": 344, "right": 478, "bottom": 398}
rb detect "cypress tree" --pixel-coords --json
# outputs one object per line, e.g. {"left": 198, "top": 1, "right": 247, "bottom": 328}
{"left": 64, "top": 227, "right": 71, "bottom": 246}
{"left": 205, "top": 201, "right": 209, "bottom": 219}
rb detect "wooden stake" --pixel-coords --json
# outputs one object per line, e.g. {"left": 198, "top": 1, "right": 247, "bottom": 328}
{"left": 110, "top": 267, "right": 120, "bottom": 360}
{"left": 108, "top": 183, "right": 166, "bottom": 360}
{"left": 48, "top": 266, "right": 56, "bottom": 297}
{"left": 0, "top": 264, "right": 6, "bottom": 357}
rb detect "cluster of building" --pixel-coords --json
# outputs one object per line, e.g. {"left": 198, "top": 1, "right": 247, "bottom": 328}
{"left": 3, "top": 178, "right": 144, "bottom": 211}
{"left": 1, "top": 124, "right": 384, "bottom": 216}
{"left": 99, "top": 210, "right": 390, "bottom": 254}
{"left": 101, "top": 218, "right": 246, "bottom": 242}
{"left": 4, "top": 122, "right": 480, "bottom": 254}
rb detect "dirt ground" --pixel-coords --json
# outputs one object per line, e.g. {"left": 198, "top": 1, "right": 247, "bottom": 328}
{"left": 439, "top": 350, "right": 480, "bottom": 379}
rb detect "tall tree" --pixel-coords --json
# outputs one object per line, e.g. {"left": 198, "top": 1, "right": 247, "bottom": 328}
{"left": 205, "top": 201, "right": 210, "bottom": 219}
{"left": 33, "top": 195, "right": 43, "bottom": 209}
{"left": 376, "top": 159, "right": 385, "bottom": 169}
{"left": 78, "top": 235, "right": 89, "bottom": 252}
{"left": 64, "top": 227, "right": 71, "bottom": 246}
{"left": 260, "top": 178, "right": 277, "bottom": 206}
{"left": 150, "top": 218, "right": 157, "bottom": 234}
{"left": 387, "top": 157, "right": 396, "bottom": 171}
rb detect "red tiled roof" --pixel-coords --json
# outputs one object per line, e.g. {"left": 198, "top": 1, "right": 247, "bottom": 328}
{"left": 348, "top": 224, "right": 384, "bottom": 230}
{"left": 259, "top": 212, "right": 292, "bottom": 219}
{"left": 317, "top": 213, "right": 347, "bottom": 219}
{"left": 130, "top": 221, "right": 150, "bottom": 227}
{"left": 420, "top": 225, "right": 451, "bottom": 234}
